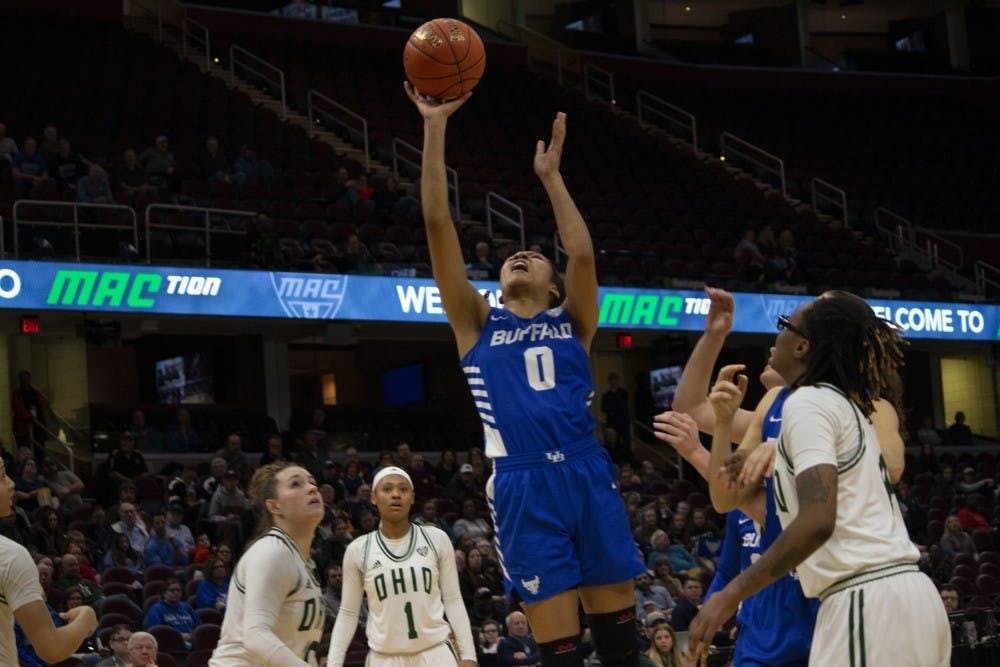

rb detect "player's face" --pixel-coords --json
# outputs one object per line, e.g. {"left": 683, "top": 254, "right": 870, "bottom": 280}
{"left": 0, "top": 459, "right": 14, "bottom": 517}
{"left": 374, "top": 475, "right": 414, "bottom": 523}
{"left": 272, "top": 466, "right": 324, "bottom": 527}
{"left": 500, "top": 251, "right": 558, "bottom": 302}
{"left": 770, "top": 303, "right": 811, "bottom": 384}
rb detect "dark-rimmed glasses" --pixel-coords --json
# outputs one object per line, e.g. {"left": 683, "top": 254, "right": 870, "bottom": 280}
{"left": 777, "top": 314, "right": 809, "bottom": 339}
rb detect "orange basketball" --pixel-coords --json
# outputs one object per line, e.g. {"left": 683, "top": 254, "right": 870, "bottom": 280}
{"left": 404, "top": 18, "right": 485, "bottom": 100}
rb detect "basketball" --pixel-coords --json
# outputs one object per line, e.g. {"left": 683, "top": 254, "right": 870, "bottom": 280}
{"left": 403, "top": 18, "right": 485, "bottom": 100}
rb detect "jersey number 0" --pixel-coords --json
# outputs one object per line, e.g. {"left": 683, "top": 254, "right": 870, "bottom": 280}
{"left": 524, "top": 346, "right": 556, "bottom": 391}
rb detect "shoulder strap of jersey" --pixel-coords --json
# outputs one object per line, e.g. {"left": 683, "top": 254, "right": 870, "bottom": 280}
{"left": 416, "top": 523, "right": 439, "bottom": 560}
{"left": 359, "top": 532, "right": 373, "bottom": 581}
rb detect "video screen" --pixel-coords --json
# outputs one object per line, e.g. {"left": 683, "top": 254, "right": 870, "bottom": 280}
{"left": 650, "top": 365, "right": 683, "bottom": 412}
{"left": 155, "top": 352, "right": 215, "bottom": 404}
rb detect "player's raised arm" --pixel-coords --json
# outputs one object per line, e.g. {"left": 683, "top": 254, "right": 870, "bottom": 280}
{"left": 534, "top": 112, "right": 599, "bottom": 350}
{"left": 872, "top": 398, "right": 905, "bottom": 483}
{"left": 405, "top": 82, "right": 488, "bottom": 356}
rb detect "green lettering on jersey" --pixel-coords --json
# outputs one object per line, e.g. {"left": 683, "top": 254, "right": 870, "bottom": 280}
{"left": 374, "top": 574, "right": 387, "bottom": 601}
{"left": 422, "top": 567, "right": 433, "bottom": 594}
{"left": 391, "top": 568, "right": 406, "bottom": 595}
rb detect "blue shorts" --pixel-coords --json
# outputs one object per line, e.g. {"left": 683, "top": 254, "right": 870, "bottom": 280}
{"left": 486, "top": 439, "right": 646, "bottom": 604}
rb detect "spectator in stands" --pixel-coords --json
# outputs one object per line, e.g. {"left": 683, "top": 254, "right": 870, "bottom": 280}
{"left": 36, "top": 561, "right": 60, "bottom": 602}
{"left": 296, "top": 429, "right": 328, "bottom": 480}
{"left": 413, "top": 498, "right": 452, "bottom": 536}
{"left": 56, "top": 553, "right": 102, "bottom": 607}
{"left": 733, "top": 229, "right": 766, "bottom": 279}
{"left": 466, "top": 241, "right": 497, "bottom": 279}
{"left": 111, "top": 502, "right": 149, "bottom": 553}
{"left": 957, "top": 496, "right": 990, "bottom": 532}
{"left": 340, "top": 233, "right": 373, "bottom": 273}
{"left": 31, "top": 506, "right": 66, "bottom": 557}
{"left": 166, "top": 406, "right": 200, "bottom": 453}
{"left": 215, "top": 432, "right": 250, "bottom": 480}
{"left": 452, "top": 499, "right": 490, "bottom": 542}
{"left": 895, "top": 479, "right": 927, "bottom": 544}
{"left": 641, "top": 623, "right": 684, "bottom": 667}
{"left": 916, "top": 415, "right": 943, "bottom": 448}
{"left": 634, "top": 570, "right": 674, "bottom": 619}
{"left": 103, "top": 531, "right": 142, "bottom": 571}
{"left": 66, "top": 534, "right": 99, "bottom": 583}
{"left": 258, "top": 434, "right": 287, "bottom": 467}
{"left": 634, "top": 507, "right": 662, "bottom": 547}
{"left": 143, "top": 511, "right": 189, "bottom": 567}
{"left": 196, "top": 557, "right": 229, "bottom": 611}
{"left": 436, "top": 449, "right": 460, "bottom": 486}
{"left": 338, "top": 460, "right": 363, "bottom": 501}
{"left": 233, "top": 145, "right": 274, "bottom": 185}
{"left": 116, "top": 148, "right": 156, "bottom": 198}
{"left": 40, "top": 126, "right": 60, "bottom": 164}
{"left": 921, "top": 544, "right": 953, "bottom": 583}
{"left": 11, "top": 136, "right": 48, "bottom": 193}
{"left": 940, "top": 585, "right": 960, "bottom": 613}
{"left": 139, "top": 135, "right": 176, "bottom": 190}
{"left": 499, "top": 611, "right": 540, "bottom": 667}
{"left": 16, "top": 459, "right": 58, "bottom": 513}
{"left": 95, "top": 624, "right": 131, "bottom": 667}
{"left": 144, "top": 577, "right": 199, "bottom": 645}
{"left": 199, "top": 457, "right": 228, "bottom": 501}
{"left": 934, "top": 466, "right": 957, "bottom": 499}
{"left": 209, "top": 469, "right": 248, "bottom": 543}
{"left": 651, "top": 557, "right": 683, "bottom": 600}
{"left": 49, "top": 139, "right": 85, "bottom": 192}
{"left": 125, "top": 631, "right": 158, "bottom": 667}
{"left": 668, "top": 578, "right": 703, "bottom": 632}
{"left": 192, "top": 533, "right": 212, "bottom": 564}
{"left": 940, "top": 515, "right": 976, "bottom": 558}
{"left": 479, "top": 618, "right": 502, "bottom": 666}
{"left": 41, "top": 459, "right": 84, "bottom": 516}
{"left": 639, "top": 461, "right": 665, "bottom": 492}
{"left": 0, "top": 122, "right": 17, "bottom": 165}
{"left": 199, "top": 136, "right": 233, "bottom": 183}
{"left": 76, "top": 163, "right": 113, "bottom": 204}
{"left": 448, "top": 463, "right": 481, "bottom": 507}
{"left": 163, "top": 504, "right": 194, "bottom": 559}
{"left": 602, "top": 373, "right": 631, "bottom": 452}
{"left": 956, "top": 467, "right": 994, "bottom": 495}
{"left": 772, "top": 228, "right": 800, "bottom": 282}
{"left": 947, "top": 411, "right": 973, "bottom": 445}
{"left": 107, "top": 432, "right": 149, "bottom": 488}
{"left": 667, "top": 512, "right": 691, "bottom": 550}
{"left": 460, "top": 547, "right": 502, "bottom": 604}
{"left": 11, "top": 370, "right": 47, "bottom": 458}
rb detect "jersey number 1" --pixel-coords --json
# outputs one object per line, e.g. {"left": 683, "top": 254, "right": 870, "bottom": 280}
{"left": 524, "top": 346, "right": 556, "bottom": 392}
{"left": 404, "top": 601, "right": 419, "bottom": 639}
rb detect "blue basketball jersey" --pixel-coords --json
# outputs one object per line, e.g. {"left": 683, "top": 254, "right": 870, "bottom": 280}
{"left": 732, "top": 387, "right": 817, "bottom": 666}
{"left": 461, "top": 306, "right": 596, "bottom": 459}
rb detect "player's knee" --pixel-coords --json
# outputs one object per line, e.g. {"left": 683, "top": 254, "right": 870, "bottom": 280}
{"left": 538, "top": 636, "right": 583, "bottom": 666}
{"left": 587, "top": 608, "right": 640, "bottom": 667}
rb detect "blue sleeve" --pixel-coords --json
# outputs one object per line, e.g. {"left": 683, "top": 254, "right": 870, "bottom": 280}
{"left": 183, "top": 604, "right": 201, "bottom": 632}
{"left": 144, "top": 604, "right": 164, "bottom": 629}
{"left": 706, "top": 513, "right": 741, "bottom": 600}
{"left": 195, "top": 581, "right": 214, "bottom": 609}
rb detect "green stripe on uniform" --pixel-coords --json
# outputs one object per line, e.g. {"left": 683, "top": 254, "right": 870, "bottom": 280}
{"left": 444, "top": 640, "right": 459, "bottom": 663}
{"left": 859, "top": 589, "right": 866, "bottom": 667}
{"left": 849, "top": 590, "right": 856, "bottom": 667}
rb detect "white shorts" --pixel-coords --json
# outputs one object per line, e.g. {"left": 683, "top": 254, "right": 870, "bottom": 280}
{"left": 810, "top": 565, "right": 950, "bottom": 667}
{"left": 365, "top": 642, "right": 459, "bottom": 667}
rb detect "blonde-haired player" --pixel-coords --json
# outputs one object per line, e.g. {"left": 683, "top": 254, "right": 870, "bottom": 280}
{"left": 0, "top": 457, "right": 98, "bottom": 664}
{"left": 327, "top": 466, "right": 476, "bottom": 667}
{"left": 211, "top": 462, "right": 326, "bottom": 666}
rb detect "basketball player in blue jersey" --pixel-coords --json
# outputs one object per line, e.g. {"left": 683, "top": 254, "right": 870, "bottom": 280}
{"left": 405, "top": 82, "right": 646, "bottom": 667}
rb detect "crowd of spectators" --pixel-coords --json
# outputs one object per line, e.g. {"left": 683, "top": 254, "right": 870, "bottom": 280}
{"left": 732, "top": 224, "right": 801, "bottom": 285}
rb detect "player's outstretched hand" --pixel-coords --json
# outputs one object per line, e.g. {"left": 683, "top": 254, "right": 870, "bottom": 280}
{"left": 687, "top": 588, "right": 738, "bottom": 665}
{"left": 708, "top": 364, "right": 748, "bottom": 425}
{"left": 60, "top": 604, "right": 98, "bottom": 634}
{"left": 738, "top": 440, "right": 777, "bottom": 487}
{"left": 534, "top": 112, "right": 566, "bottom": 180}
{"left": 704, "top": 286, "right": 734, "bottom": 339}
{"left": 653, "top": 411, "right": 701, "bottom": 460}
{"left": 404, "top": 81, "right": 471, "bottom": 122}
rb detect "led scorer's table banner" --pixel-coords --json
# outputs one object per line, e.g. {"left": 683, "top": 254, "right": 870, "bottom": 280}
{"left": 0, "top": 260, "right": 996, "bottom": 341}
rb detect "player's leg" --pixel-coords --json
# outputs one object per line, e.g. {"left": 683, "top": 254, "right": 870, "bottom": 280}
{"left": 524, "top": 589, "right": 585, "bottom": 665}
{"left": 574, "top": 453, "right": 646, "bottom": 667}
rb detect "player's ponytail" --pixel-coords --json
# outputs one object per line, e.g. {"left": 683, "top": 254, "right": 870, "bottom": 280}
{"left": 248, "top": 461, "right": 294, "bottom": 539}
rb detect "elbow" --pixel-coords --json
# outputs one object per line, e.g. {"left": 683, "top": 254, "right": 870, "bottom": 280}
{"left": 889, "top": 466, "right": 904, "bottom": 485}
{"left": 709, "top": 488, "right": 737, "bottom": 514}
{"left": 809, "top": 517, "right": 836, "bottom": 546}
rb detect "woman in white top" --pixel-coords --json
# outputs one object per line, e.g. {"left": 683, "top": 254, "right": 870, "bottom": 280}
{"left": 211, "top": 462, "right": 326, "bottom": 666}
{"left": 328, "top": 466, "right": 476, "bottom": 667}
{"left": 0, "top": 456, "right": 98, "bottom": 664}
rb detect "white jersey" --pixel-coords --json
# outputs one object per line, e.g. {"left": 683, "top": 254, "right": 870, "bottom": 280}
{"left": 0, "top": 536, "right": 44, "bottom": 665}
{"left": 327, "top": 524, "right": 475, "bottom": 666}
{"left": 211, "top": 527, "right": 325, "bottom": 666}
{"left": 773, "top": 384, "right": 919, "bottom": 598}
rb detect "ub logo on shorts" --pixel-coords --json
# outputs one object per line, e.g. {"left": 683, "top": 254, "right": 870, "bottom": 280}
{"left": 270, "top": 274, "right": 348, "bottom": 319}
{"left": 521, "top": 576, "right": 540, "bottom": 595}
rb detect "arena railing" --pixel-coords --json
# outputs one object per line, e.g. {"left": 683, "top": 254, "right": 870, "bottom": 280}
{"left": 810, "top": 178, "right": 848, "bottom": 228}
{"left": 392, "top": 138, "right": 461, "bottom": 218}
{"left": 872, "top": 206, "right": 955, "bottom": 277}
{"left": 913, "top": 227, "right": 964, "bottom": 272}
{"left": 635, "top": 91, "right": 698, "bottom": 151}
{"left": 974, "top": 261, "right": 999, "bottom": 294}
{"left": 145, "top": 204, "right": 254, "bottom": 267}
{"left": 632, "top": 420, "right": 684, "bottom": 481}
{"left": 583, "top": 63, "right": 615, "bottom": 105}
{"left": 230, "top": 44, "right": 287, "bottom": 121}
{"left": 720, "top": 132, "right": 787, "bottom": 198}
{"left": 495, "top": 19, "right": 582, "bottom": 87}
{"left": 125, "top": 0, "right": 186, "bottom": 48}
{"left": 307, "top": 90, "right": 370, "bottom": 173}
{"left": 485, "top": 192, "right": 525, "bottom": 251}
{"left": 12, "top": 201, "right": 139, "bottom": 261}
{"left": 182, "top": 16, "right": 212, "bottom": 71}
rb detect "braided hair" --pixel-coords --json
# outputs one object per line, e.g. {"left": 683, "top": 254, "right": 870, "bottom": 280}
{"left": 793, "top": 291, "right": 907, "bottom": 418}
